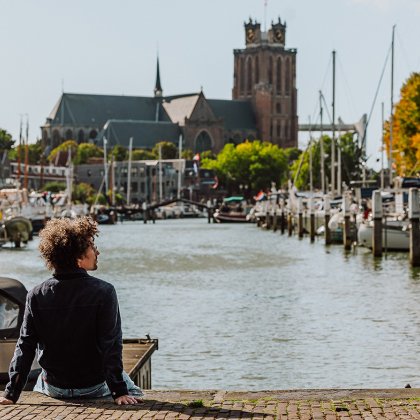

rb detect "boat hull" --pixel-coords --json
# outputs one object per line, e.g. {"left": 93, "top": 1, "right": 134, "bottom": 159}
{"left": 358, "top": 222, "right": 410, "bottom": 251}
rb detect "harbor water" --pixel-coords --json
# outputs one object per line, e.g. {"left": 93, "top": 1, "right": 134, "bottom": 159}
{"left": 2, "top": 218, "right": 420, "bottom": 390}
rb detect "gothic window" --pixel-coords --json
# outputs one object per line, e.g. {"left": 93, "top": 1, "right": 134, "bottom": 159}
{"left": 89, "top": 130, "right": 98, "bottom": 140}
{"left": 255, "top": 56, "right": 259, "bottom": 84}
{"left": 277, "top": 122, "right": 281, "bottom": 137}
{"left": 276, "top": 102, "right": 281, "bottom": 114}
{"left": 65, "top": 129, "right": 73, "bottom": 140}
{"left": 268, "top": 56, "right": 273, "bottom": 85}
{"left": 240, "top": 57, "right": 245, "bottom": 94}
{"left": 195, "top": 131, "right": 212, "bottom": 153}
{"left": 276, "top": 57, "right": 282, "bottom": 93}
{"left": 78, "top": 130, "right": 85, "bottom": 143}
{"left": 52, "top": 130, "right": 60, "bottom": 147}
{"left": 246, "top": 57, "right": 252, "bottom": 94}
{"left": 285, "top": 58, "right": 291, "bottom": 96}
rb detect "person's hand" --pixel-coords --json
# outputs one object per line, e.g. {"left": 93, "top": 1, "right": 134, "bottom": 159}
{"left": 114, "top": 395, "right": 144, "bottom": 405}
{"left": 0, "top": 397, "right": 13, "bottom": 405}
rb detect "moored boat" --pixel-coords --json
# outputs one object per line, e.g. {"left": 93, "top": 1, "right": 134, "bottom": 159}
{"left": 213, "top": 196, "right": 251, "bottom": 223}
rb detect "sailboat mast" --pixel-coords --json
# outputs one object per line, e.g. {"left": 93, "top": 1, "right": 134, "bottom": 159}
{"left": 23, "top": 116, "right": 29, "bottom": 190}
{"left": 17, "top": 116, "right": 22, "bottom": 183}
{"left": 158, "top": 144, "right": 163, "bottom": 202}
{"left": 127, "top": 137, "right": 133, "bottom": 206}
{"left": 319, "top": 91, "right": 325, "bottom": 194}
{"left": 389, "top": 25, "right": 396, "bottom": 187}
{"left": 331, "top": 50, "right": 336, "bottom": 195}
{"left": 177, "top": 134, "right": 183, "bottom": 199}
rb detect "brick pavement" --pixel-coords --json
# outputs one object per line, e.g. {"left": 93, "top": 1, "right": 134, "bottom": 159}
{"left": 1, "top": 389, "right": 420, "bottom": 420}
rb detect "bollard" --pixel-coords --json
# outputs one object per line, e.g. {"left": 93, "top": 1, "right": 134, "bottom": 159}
{"left": 207, "top": 207, "right": 213, "bottom": 223}
{"left": 143, "top": 209, "right": 148, "bottom": 224}
{"left": 372, "top": 190, "right": 382, "bottom": 257}
{"left": 409, "top": 188, "right": 420, "bottom": 267}
{"left": 265, "top": 211, "right": 270, "bottom": 229}
{"left": 309, "top": 198, "right": 315, "bottom": 243}
{"left": 272, "top": 205, "right": 278, "bottom": 232}
{"left": 298, "top": 197, "right": 304, "bottom": 238}
{"left": 343, "top": 194, "right": 352, "bottom": 251}
{"left": 280, "top": 199, "right": 286, "bottom": 235}
{"left": 324, "top": 196, "right": 331, "bottom": 245}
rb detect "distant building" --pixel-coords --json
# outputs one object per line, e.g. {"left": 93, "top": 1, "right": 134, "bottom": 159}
{"left": 40, "top": 17, "right": 297, "bottom": 154}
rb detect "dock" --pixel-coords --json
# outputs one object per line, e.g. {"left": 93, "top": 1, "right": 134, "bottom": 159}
{"left": 1, "top": 389, "right": 420, "bottom": 419}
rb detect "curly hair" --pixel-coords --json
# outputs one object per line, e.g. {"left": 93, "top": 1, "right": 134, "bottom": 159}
{"left": 38, "top": 216, "right": 98, "bottom": 271}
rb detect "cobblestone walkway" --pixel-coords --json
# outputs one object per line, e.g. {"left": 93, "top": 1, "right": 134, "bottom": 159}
{"left": 1, "top": 389, "right": 420, "bottom": 420}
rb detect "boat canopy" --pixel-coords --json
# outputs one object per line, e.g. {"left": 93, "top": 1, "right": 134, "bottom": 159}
{"left": 0, "top": 277, "right": 28, "bottom": 339}
{"left": 223, "top": 196, "right": 244, "bottom": 203}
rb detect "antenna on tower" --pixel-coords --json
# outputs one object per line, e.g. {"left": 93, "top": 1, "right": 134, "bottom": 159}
{"left": 264, "top": 0, "right": 268, "bottom": 32}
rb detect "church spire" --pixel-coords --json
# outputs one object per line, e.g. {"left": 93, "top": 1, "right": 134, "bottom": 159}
{"left": 154, "top": 56, "right": 163, "bottom": 97}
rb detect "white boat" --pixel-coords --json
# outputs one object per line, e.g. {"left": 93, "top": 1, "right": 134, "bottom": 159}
{"left": 213, "top": 196, "right": 252, "bottom": 223}
{"left": 357, "top": 219, "right": 410, "bottom": 251}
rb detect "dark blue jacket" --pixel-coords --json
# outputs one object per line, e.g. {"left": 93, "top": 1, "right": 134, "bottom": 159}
{"left": 3, "top": 269, "right": 128, "bottom": 402}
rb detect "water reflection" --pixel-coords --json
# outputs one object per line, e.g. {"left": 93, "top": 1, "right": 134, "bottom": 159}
{"left": 2, "top": 219, "right": 420, "bottom": 389}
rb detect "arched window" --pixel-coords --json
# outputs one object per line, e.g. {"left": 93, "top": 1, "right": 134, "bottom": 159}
{"left": 78, "top": 130, "right": 85, "bottom": 143}
{"left": 195, "top": 131, "right": 212, "bottom": 153}
{"left": 255, "top": 56, "right": 259, "bottom": 85}
{"left": 52, "top": 130, "right": 60, "bottom": 147}
{"left": 276, "top": 57, "right": 282, "bottom": 93}
{"left": 89, "top": 130, "right": 98, "bottom": 140}
{"left": 65, "top": 129, "right": 73, "bottom": 140}
{"left": 285, "top": 58, "right": 291, "bottom": 96}
{"left": 240, "top": 57, "right": 245, "bottom": 94}
{"left": 268, "top": 56, "right": 273, "bottom": 85}
{"left": 246, "top": 58, "right": 253, "bottom": 94}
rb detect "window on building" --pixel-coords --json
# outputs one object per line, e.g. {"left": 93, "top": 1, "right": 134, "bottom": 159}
{"left": 240, "top": 57, "right": 245, "bottom": 94}
{"left": 285, "top": 59, "right": 291, "bottom": 96}
{"left": 268, "top": 56, "right": 273, "bottom": 85}
{"left": 78, "top": 130, "right": 85, "bottom": 143}
{"left": 140, "top": 182, "right": 145, "bottom": 193}
{"left": 195, "top": 131, "right": 212, "bottom": 153}
{"left": 65, "top": 129, "right": 73, "bottom": 140}
{"left": 255, "top": 56, "right": 259, "bottom": 84}
{"left": 89, "top": 130, "right": 98, "bottom": 140}
{"left": 246, "top": 58, "right": 252, "bottom": 94}
{"left": 52, "top": 130, "right": 60, "bottom": 148}
{"left": 131, "top": 182, "right": 138, "bottom": 193}
{"left": 277, "top": 57, "right": 282, "bottom": 93}
{"left": 276, "top": 102, "right": 281, "bottom": 114}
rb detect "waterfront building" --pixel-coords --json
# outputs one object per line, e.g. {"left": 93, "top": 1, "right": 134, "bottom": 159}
{"left": 40, "top": 17, "right": 297, "bottom": 154}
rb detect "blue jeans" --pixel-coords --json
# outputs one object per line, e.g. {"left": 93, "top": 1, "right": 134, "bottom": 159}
{"left": 33, "top": 370, "right": 143, "bottom": 399}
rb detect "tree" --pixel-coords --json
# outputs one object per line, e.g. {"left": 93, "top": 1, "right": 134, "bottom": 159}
{"left": 48, "top": 140, "right": 78, "bottom": 163}
{"left": 290, "top": 133, "right": 364, "bottom": 190}
{"left": 182, "top": 149, "right": 194, "bottom": 160}
{"left": 384, "top": 72, "right": 420, "bottom": 176}
{"left": 152, "top": 141, "right": 178, "bottom": 159}
{"left": 42, "top": 181, "right": 66, "bottom": 192}
{"left": 131, "top": 149, "right": 155, "bottom": 160}
{"left": 75, "top": 143, "right": 103, "bottom": 164}
{"left": 201, "top": 140, "right": 288, "bottom": 194}
{"left": 72, "top": 182, "right": 96, "bottom": 204}
{"left": 0, "top": 129, "right": 15, "bottom": 150}
{"left": 8, "top": 141, "right": 43, "bottom": 165}
{"left": 110, "top": 145, "right": 127, "bottom": 162}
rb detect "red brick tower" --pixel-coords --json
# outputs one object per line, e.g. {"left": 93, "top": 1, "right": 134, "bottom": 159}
{"left": 232, "top": 18, "right": 298, "bottom": 148}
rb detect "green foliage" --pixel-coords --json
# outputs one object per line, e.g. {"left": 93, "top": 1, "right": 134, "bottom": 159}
{"left": 152, "top": 141, "right": 178, "bottom": 159}
{"left": 188, "top": 400, "right": 204, "bottom": 408}
{"left": 110, "top": 145, "right": 128, "bottom": 162}
{"left": 131, "top": 149, "right": 155, "bottom": 160}
{"left": 290, "top": 133, "right": 363, "bottom": 190}
{"left": 42, "top": 181, "right": 66, "bottom": 193}
{"left": 0, "top": 129, "right": 15, "bottom": 150}
{"left": 8, "top": 141, "right": 44, "bottom": 165}
{"left": 75, "top": 143, "right": 103, "bottom": 164}
{"left": 201, "top": 140, "right": 288, "bottom": 193}
{"left": 48, "top": 140, "right": 78, "bottom": 163}
{"left": 72, "top": 182, "right": 95, "bottom": 204}
{"left": 182, "top": 149, "right": 194, "bottom": 160}
{"left": 200, "top": 150, "right": 216, "bottom": 160}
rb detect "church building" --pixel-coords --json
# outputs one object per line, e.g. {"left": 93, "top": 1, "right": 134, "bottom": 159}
{"left": 40, "top": 17, "right": 297, "bottom": 154}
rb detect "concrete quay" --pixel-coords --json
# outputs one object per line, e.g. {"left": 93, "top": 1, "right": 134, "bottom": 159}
{"left": 1, "top": 389, "right": 420, "bottom": 420}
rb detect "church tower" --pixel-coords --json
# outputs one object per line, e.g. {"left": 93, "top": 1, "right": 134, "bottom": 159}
{"left": 232, "top": 17, "right": 298, "bottom": 148}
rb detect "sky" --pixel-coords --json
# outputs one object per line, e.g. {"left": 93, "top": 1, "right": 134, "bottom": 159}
{"left": 1, "top": 0, "right": 419, "bottom": 169}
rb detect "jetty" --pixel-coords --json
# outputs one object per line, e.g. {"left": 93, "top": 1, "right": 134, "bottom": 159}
{"left": 1, "top": 388, "right": 419, "bottom": 419}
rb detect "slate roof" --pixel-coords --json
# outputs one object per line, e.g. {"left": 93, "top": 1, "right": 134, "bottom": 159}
{"left": 207, "top": 99, "right": 256, "bottom": 130}
{"left": 100, "top": 120, "right": 181, "bottom": 149}
{"left": 47, "top": 93, "right": 171, "bottom": 127}
{"left": 162, "top": 94, "right": 200, "bottom": 126}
